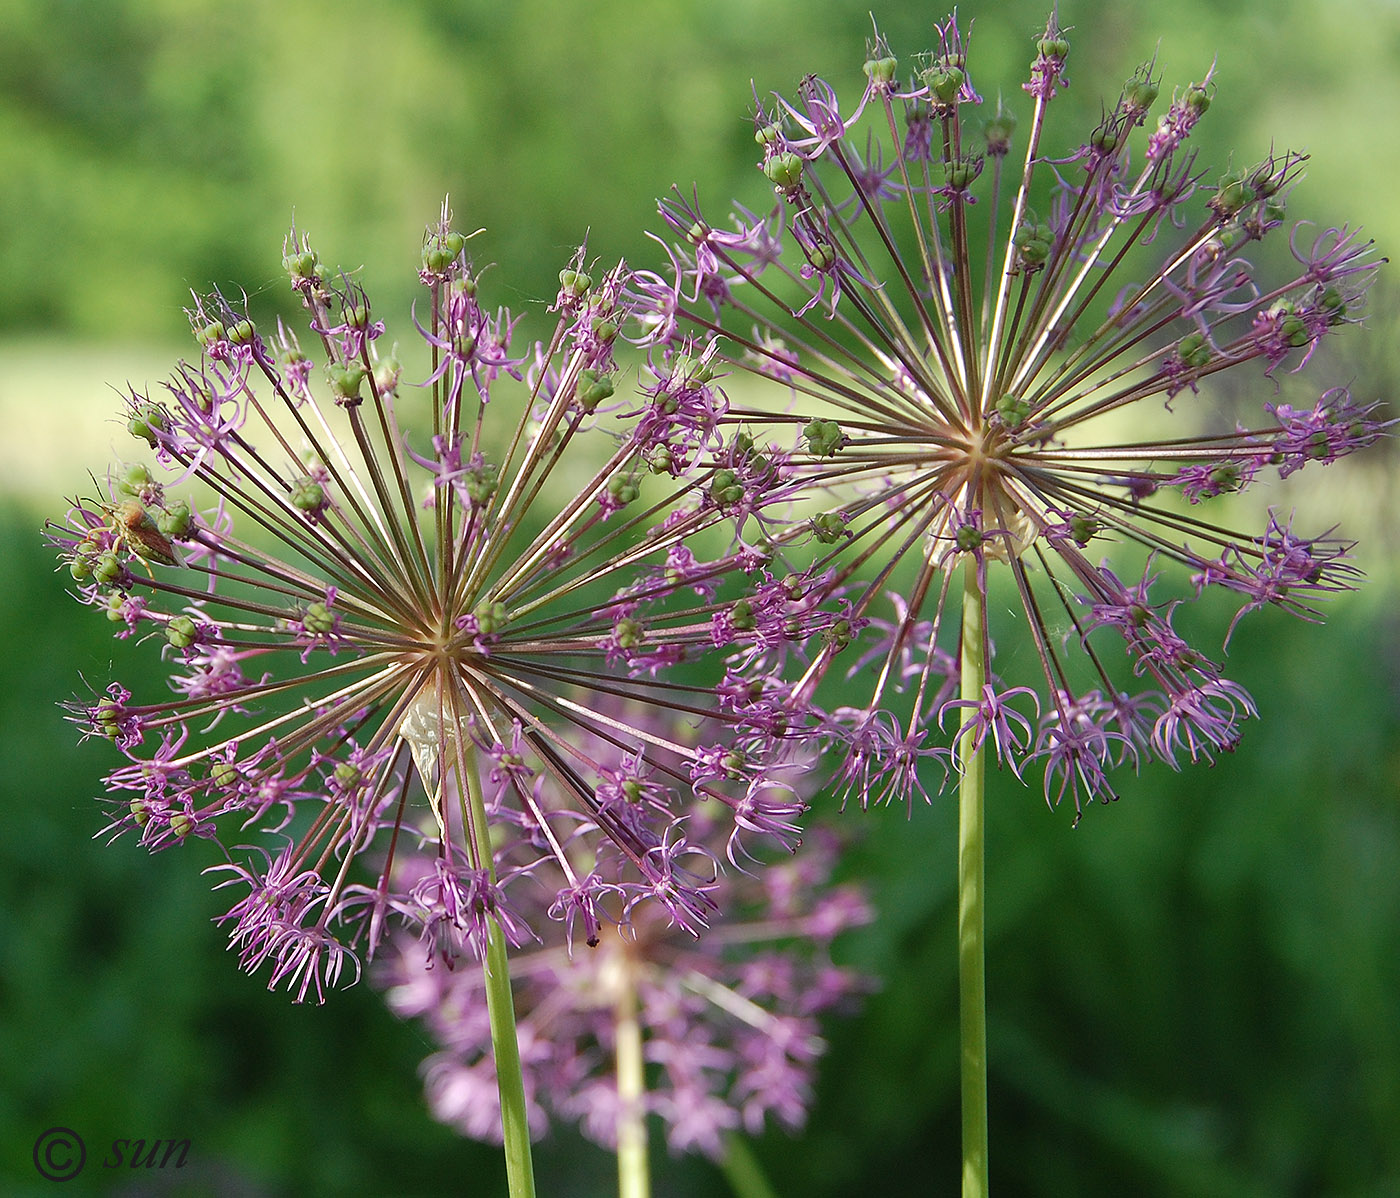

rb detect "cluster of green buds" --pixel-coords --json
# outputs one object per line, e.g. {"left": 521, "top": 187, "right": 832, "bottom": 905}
{"left": 575, "top": 368, "right": 615, "bottom": 413}
{"left": 810, "top": 510, "right": 848, "bottom": 544}
{"left": 982, "top": 104, "right": 1017, "bottom": 157}
{"left": 471, "top": 600, "right": 511, "bottom": 639}
{"left": 921, "top": 49, "right": 967, "bottom": 108}
{"left": 422, "top": 228, "right": 469, "bottom": 277}
{"left": 803, "top": 418, "right": 845, "bottom": 458}
{"left": 1012, "top": 211, "right": 1053, "bottom": 271}
{"left": 994, "top": 394, "right": 1032, "bottom": 430}
{"left": 290, "top": 475, "right": 328, "bottom": 517}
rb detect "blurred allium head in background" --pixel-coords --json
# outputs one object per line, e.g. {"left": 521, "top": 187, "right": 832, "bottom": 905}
{"left": 49, "top": 204, "right": 831, "bottom": 1002}
{"left": 378, "top": 704, "right": 872, "bottom": 1158}
{"left": 638, "top": 11, "right": 1387, "bottom": 818}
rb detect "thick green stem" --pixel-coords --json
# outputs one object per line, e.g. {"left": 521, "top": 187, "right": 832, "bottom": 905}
{"left": 614, "top": 954, "right": 651, "bottom": 1198}
{"left": 957, "top": 558, "right": 989, "bottom": 1197}
{"left": 719, "top": 1133, "right": 778, "bottom": 1198}
{"left": 463, "top": 746, "right": 538, "bottom": 1198}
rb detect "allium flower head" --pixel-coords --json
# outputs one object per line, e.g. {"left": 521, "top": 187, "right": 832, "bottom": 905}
{"left": 51, "top": 203, "right": 818, "bottom": 1001}
{"left": 641, "top": 13, "right": 1387, "bottom": 817}
{"left": 379, "top": 772, "right": 872, "bottom": 1160}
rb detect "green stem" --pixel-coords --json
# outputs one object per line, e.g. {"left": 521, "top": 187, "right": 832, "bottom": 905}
{"left": 463, "top": 745, "right": 538, "bottom": 1198}
{"left": 718, "top": 1133, "right": 777, "bottom": 1198}
{"left": 957, "top": 558, "right": 989, "bottom": 1197}
{"left": 614, "top": 954, "right": 651, "bottom": 1198}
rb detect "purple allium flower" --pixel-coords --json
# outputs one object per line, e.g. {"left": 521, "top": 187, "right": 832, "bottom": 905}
{"left": 378, "top": 719, "right": 872, "bottom": 1159}
{"left": 640, "top": 13, "right": 1387, "bottom": 819}
{"left": 50, "top": 203, "right": 818, "bottom": 1002}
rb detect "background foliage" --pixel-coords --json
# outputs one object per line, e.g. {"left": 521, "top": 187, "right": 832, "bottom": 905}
{"left": 2, "top": 0, "right": 1397, "bottom": 1193}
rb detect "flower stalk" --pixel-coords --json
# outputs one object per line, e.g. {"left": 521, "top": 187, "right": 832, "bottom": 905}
{"left": 614, "top": 953, "right": 650, "bottom": 1198}
{"left": 461, "top": 737, "right": 536, "bottom": 1198}
{"left": 957, "top": 558, "right": 988, "bottom": 1198}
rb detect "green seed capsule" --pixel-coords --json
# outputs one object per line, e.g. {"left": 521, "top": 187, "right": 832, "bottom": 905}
{"left": 165, "top": 615, "right": 198, "bottom": 649}
{"left": 763, "top": 151, "right": 804, "bottom": 190}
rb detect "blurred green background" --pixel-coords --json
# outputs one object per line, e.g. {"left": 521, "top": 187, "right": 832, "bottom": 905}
{"left": 2, "top": 0, "right": 1397, "bottom": 1194}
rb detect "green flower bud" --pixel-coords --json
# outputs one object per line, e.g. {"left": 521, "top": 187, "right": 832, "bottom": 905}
{"left": 211, "top": 759, "right": 241, "bottom": 789}
{"left": 1090, "top": 126, "right": 1120, "bottom": 153}
{"left": 130, "top": 797, "right": 150, "bottom": 826}
{"left": 1069, "top": 514, "right": 1099, "bottom": 547}
{"left": 290, "top": 476, "right": 326, "bottom": 514}
{"left": 1124, "top": 76, "right": 1159, "bottom": 110}
{"left": 811, "top": 511, "right": 848, "bottom": 543}
{"left": 708, "top": 468, "right": 744, "bottom": 508}
{"left": 673, "top": 353, "right": 715, "bottom": 387}
{"left": 228, "top": 318, "right": 256, "bottom": 345}
{"left": 1013, "top": 214, "right": 1053, "bottom": 268}
{"left": 1037, "top": 36, "right": 1070, "bottom": 60}
{"left": 1281, "top": 313, "right": 1310, "bottom": 348}
{"left": 1211, "top": 171, "right": 1250, "bottom": 218}
{"left": 95, "top": 698, "right": 122, "bottom": 739}
{"left": 801, "top": 236, "right": 836, "bottom": 272}
{"left": 374, "top": 347, "right": 402, "bottom": 397}
{"left": 105, "top": 590, "right": 127, "bottom": 622}
{"left": 169, "top": 812, "right": 194, "bottom": 839}
{"left": 69, "top": 553, "right": 93, "bottom": 582}
{"left": 608, "top": 473, "right": 641, "bottom": 507}
{"left": 327, "top": 365, "right": 366, "bottom": 403}
{"left": 117, "top": 463, "right": 153, "bottom": 496}
{"left": 1208, "top": 463, "right": 1243, "bottom": 493}
{"left": 472, "top": 600, "right": 511, "bottom": 637}
{"left": 983, "top": 110, "right": 1016, "bottom": 154}
{"left": 165, "top": 615, "right": 198, "bottom": 649}
{"left": 863, "top": 55, "right": 897, "bottom": 86}
{"left": 283, "top": 249, "right": 321, "bottom": 280}
{"left": 730, "top": 599, "right": 757, "bottom": 633}
{"left": 1177, "top": 332, "right": 1212, "bottom": 369}
{"left": 754, "top": 122, "right": 783, "bottom": 148}
{"left": 922, "top": 63, "right": 965, "bottom": 105}
{"left": 94, "top": 551, "right": 123, "bottom": 585}
{"left": 127, "top": 403, "right": 168, "bottom": 448}
{"left": 465, "top": 460, "right": 499, "bottom": 504}
{"left": 156, "top": 499, "right": 192, "bottom": 540}
{"left": 955, "top": 525, "right": 984, "bottom": 552}
{"left": 1184, "top": 83, "right": 1212, "bottom": 116}
{"left": 614, "top": 617, "right": 645, "bottom": 649}
{"left": 804, "top": 418, "right": 845, "bottom": 457}
{"left": 302, "top": 600, "right": 336, "bottom": 636}
{"left": 823, "top": 618, "right": 853, "bottom": 651}
{"left": 996, "top": 393, "right": 1032, "bottom": 428}
{"left": 648, "top": 445, "right": 675, "bottom": 476}
{"left": 942, "top": 157, "right": 977, "bottom": 190}
{"left": 333, "top": 762, "right": 362, "bottom": 790}
{"left": 196, "top": 320, "right": 226, "bottom": 347}
{"left": 558, "top": 267, "right": 592, "bottom": 298}
{"left": 763, "top": 151, "right": 804, "bottom": 190}
{"left": 1319, "top": 286, "right": 1347, "bottom": 323}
